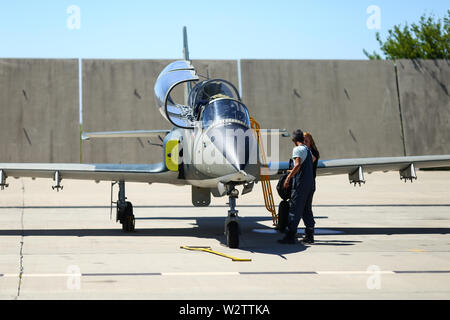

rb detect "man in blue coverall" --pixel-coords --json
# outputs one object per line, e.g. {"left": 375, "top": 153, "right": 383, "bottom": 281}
{"left": 278, "top": 129, "right": 316, "bottom": 244}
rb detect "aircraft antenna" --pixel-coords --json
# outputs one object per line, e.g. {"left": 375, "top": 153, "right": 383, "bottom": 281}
{"left": 183, "top": 26, "right": 192, "bottom": 103}
{"left": 183, "top": 26, "right": 189, "bottom": 61}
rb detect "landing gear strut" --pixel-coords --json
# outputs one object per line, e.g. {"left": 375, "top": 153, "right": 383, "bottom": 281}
{"left": 116, "top": 181, "right": 135, "bottom": 232}
{"left": 225, "top": 187, "right": 240, "bottom": 248}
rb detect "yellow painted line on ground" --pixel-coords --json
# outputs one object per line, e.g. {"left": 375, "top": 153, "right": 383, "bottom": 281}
{"left": 408, "top": 249, "right": 426, "bottom": 253}
{"left": 180, "top": 246, "right": 252, "bottom": 262}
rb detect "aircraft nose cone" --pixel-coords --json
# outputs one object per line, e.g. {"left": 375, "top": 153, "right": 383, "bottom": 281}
{"left": 206, "top": 122, "right": 258, "bottom": 172}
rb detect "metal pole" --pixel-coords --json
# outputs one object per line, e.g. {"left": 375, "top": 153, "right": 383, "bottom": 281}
{"left": 118, "top": 181, "right": 126, "bottom": 210}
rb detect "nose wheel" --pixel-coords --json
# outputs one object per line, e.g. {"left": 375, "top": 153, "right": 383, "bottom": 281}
{"left": 118, "top": 201, "right": 135, "bottom": 232}
{"left": 225, "top": 187, "right": 240, "bottom": 248}
{"left": 226, "top": 221, "right": 239, "bottom": 248}
{"left": 116, "top": 181, "right": 135, "bottom": 232}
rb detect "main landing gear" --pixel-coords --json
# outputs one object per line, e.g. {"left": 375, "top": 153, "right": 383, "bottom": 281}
{"left": 225, "top": 186, "right": 240, "bottom": 249}
{"left": 115, "top": 181, "right": 135, "bottom": 232}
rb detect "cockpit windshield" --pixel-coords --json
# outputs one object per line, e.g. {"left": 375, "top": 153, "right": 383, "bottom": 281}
{"left": 189, "top": 79, "right": 241, "bottom": 118}
{"left": 202, "top": 99, "right": 250, "bottom": 128}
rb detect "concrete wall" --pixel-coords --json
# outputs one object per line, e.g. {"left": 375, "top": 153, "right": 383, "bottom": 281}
{"left": 81, "top": 59, "right": 239, "bottom": 164}
{"left": 0, "top": 59, "right": 80, "bottom": 163}
{"left": 241, "top": 60, "right": 405, "bottom": 161}
{"left": 1, "top": 58, "right": 448, "bottom": 165}
{"left": 396, "top": 59, "right": 450, "bottom": 156}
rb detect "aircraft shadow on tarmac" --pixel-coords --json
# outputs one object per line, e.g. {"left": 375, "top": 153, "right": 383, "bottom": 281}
{"left": 0, "top": 215, "right": 449, "bottom": 256}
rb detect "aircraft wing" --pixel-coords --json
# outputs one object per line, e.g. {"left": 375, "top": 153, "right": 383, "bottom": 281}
{"left": 267, "top": 155, "right": 450, "bottom": 184}
{"left": 81, "top": 130, "right": 171, "bottom": 140}
{"left": 0, "top": 162, "right": 182, "bottom": 188}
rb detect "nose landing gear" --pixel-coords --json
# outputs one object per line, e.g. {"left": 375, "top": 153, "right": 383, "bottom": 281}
{"left": 225, "top": 187, "right": 240, "bottom": 248}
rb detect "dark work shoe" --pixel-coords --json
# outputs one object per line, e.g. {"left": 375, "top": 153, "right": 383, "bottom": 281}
{"left": 301, "top": 237, "right": 314, "bottom": 244}
{"left": 301, "top": 228, "right": 314, "bottom": 244}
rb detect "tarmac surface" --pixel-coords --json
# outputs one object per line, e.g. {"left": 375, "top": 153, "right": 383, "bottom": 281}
{"left": 0, "top": 171, "right": 449, "bottom": 299}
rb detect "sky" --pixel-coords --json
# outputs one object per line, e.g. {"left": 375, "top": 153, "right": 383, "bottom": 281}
{"left": 0, "top": 0, "right": 448, "bottom": 60}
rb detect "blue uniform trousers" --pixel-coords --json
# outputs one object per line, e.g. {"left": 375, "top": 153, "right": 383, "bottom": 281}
{"left": 287, "top": 185, "right": 315, "bottom": 236}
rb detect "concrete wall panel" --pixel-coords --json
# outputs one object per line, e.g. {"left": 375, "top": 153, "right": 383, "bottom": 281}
{"left": 396, "top": 59, "right": 450, "bottom": 156}
{"left": 241, "top": 60, "right": 405, "bottom": 161}
{"left": 82, "top": 59, "right": 238, "bottom": 164}
{"left": 0, "top": 59, "right": 79, "bottom": 163}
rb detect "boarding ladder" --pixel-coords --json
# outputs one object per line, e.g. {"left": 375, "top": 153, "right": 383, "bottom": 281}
{"left": 250, "top": 117, "right": 278, "bottom": 227}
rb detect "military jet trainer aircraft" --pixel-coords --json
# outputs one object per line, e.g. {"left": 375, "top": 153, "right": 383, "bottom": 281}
{"left": 1, "top": 29, "right": 450, "bottom": 248}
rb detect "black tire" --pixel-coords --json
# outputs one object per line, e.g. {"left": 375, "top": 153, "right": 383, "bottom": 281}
{"left": 226, "top": 222, "right": 239, "bottom": 249}
{"left": 122, "top": 215, "right": 135, "bottom": 232}
{"left": 278, "top": 200, "right": 290, "bottom": 232}
{"left": 121, "top": 202, "right": 135, "bottom": 232}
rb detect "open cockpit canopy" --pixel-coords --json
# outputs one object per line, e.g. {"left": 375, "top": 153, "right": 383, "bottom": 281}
{"left": 154, "top": 60, "right": 199, "bottom": 128}
{"left": 154, "top": 61, "right": 247, "bottom": 129}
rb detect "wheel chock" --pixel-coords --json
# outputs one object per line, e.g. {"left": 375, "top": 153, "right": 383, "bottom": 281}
{"left": 180, "top": 246, "right": 252, "bottom": 262}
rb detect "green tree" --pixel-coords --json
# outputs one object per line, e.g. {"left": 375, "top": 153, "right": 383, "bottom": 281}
{"left": 364, "top": 10, "right": 449, "bottom": 60}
